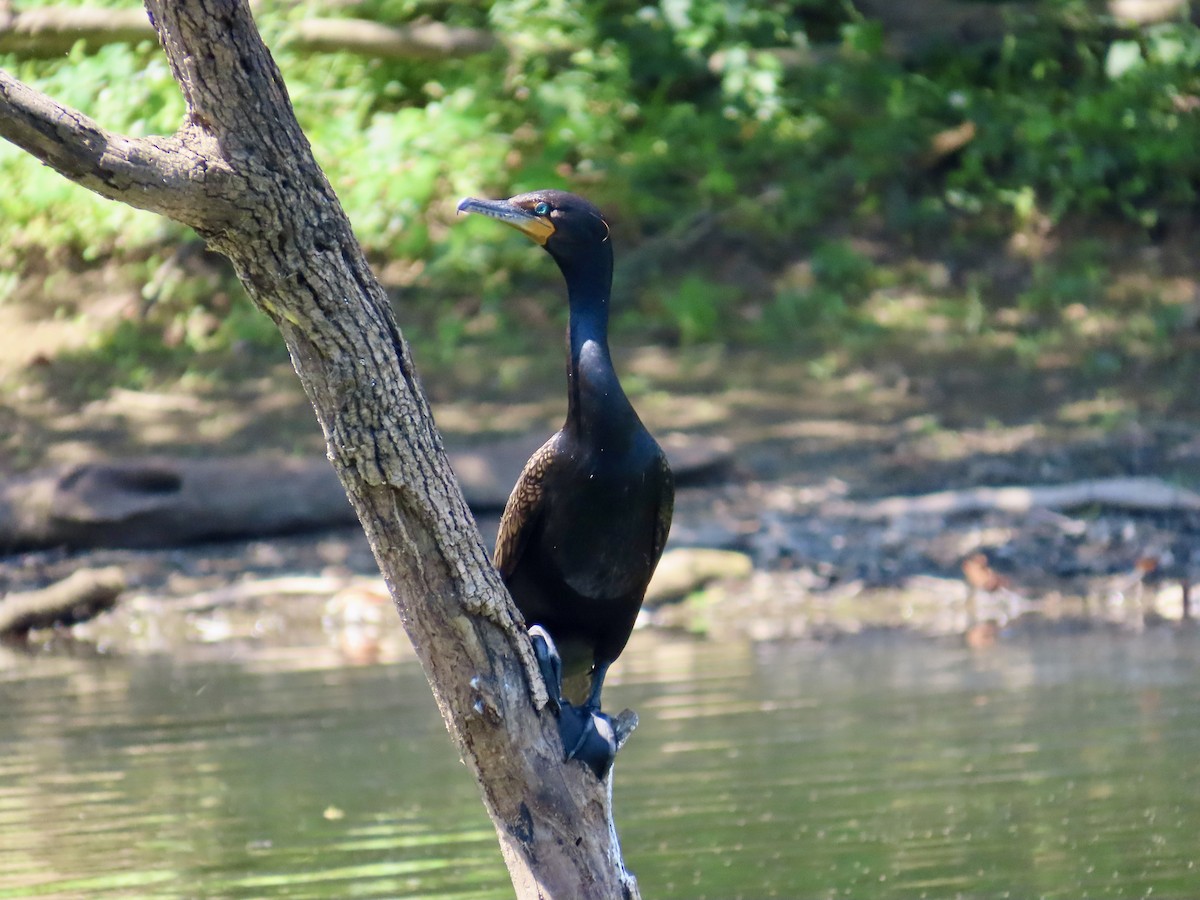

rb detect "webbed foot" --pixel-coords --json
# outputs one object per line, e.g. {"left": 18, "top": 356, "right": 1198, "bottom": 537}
{"left": 557, "top": 703, "right": 617, "bottom": 777}
{"left": 528, "top": 625, "right": 619, "bottom": 778}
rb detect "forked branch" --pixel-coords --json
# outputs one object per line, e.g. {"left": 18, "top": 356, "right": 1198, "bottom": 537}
{"left": 0, "top": 70, "right": 224, "bottom": 228}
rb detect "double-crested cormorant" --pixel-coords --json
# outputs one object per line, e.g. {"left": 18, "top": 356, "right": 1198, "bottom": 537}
{"left": 457, "top": 190, "right": 673, "bottom": 773}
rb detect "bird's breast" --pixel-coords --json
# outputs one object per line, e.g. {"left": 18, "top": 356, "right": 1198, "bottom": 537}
{"left": 541, "top": 451, "right": 664, "bottom": 600}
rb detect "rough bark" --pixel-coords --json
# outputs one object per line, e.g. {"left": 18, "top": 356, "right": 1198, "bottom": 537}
{"left": 0, "top": 2, "right": 640, "bottom": 896}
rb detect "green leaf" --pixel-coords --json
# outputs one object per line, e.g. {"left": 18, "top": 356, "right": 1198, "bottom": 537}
{"left": 1105, "top": 40, "right": 1143, "bottom": 80}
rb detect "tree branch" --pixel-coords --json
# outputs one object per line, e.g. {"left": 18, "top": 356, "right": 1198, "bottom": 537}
{"left": 0, "top": 1, "right": 642, "bottom": 895}
{"left": 0, "top": 5, "right": 155, "bottom": 56}
{"left": 829, "top": 476, "right": 1200, "bottom": 521}
{"left": 0, "top": 6, "right": 495, "bottom": 61}
{"left": 0, "top": 69, "right": 223, "bottom": 228}
{"left": 285, "top": 17, "right": 496, "bottom": 60}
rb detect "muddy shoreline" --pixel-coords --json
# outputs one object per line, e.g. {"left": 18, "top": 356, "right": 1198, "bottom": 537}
{"left": 4, "top": 439, "right": 1196, "bottom": 662}
{"left": 4, "top": 315, "right": 1200, "bottom": 659}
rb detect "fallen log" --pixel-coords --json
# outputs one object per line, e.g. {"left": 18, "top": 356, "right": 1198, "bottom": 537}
{"left": 0, "top": 566, "right": 125, "bottom": 636}
{"left": 0, "top": 436, "right": 731, "bottom": 550}
{"left": 832, "top": 476, "right": 1200, "bottom": 522}
{"left": 174, "top": 573, "right": 375, "bottom": 612}
{"left": 0, "top": 456, "right": 357, "bottom": 550}
{"left": 0, "top": 6, "right": 494, "bottom": 59}
{"left": 0, "top": 5, "right": 154, "bottom": 56}
{"left": 284, "top": 18, "right": 495, "bottom": 60}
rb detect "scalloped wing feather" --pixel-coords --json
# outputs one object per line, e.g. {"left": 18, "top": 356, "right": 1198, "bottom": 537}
{"left": 493, "top": 435, "right": 559, "bottom": 578}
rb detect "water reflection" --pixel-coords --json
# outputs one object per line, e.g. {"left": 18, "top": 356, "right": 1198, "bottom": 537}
{"left": 2, "top": 630, "right": 1198, "bottom": 898}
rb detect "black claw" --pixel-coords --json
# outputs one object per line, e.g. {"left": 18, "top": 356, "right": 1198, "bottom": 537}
{"left": 528, "top": 625, "right": 563, "bottom": 714}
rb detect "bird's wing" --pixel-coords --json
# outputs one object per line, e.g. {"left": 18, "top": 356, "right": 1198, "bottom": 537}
{"left": 651, "top": 451, "right": 675, "bottom": 566}
{"left": 493, "top": 434, "right": 559, "bottom": 578}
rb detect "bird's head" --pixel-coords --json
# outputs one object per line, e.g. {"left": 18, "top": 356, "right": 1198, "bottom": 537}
{"left": 457, "top": 190, "right": 611, "bottom": 271}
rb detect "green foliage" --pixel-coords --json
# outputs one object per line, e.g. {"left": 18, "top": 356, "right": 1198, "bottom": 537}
{"left": 931, "top": 19, "right": 1200, "bottom": 230}
{"left": 660, "top": 274, "right": 732, "bottom": 345}
{"left": 760, "top": 240, "right": 876, "bottom": 344}
{"left": 3, "top": 0, "right": 1199, "bottom": 374}
{"left": 0, "top": 41, "right": 185, "bottom": 259}
{"left": 6, "top": 2, "right": 1199, "bottom": 257}
{"left": 1018, "top": 241, "right": 1107, "bottom": 314}
{"left": 810, "top": 240, "right": 873, "bottom": 295}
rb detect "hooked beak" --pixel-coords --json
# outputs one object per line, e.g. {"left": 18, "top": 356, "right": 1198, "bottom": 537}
{"left": 457, "top": 197, "right": 555, "bottom": 246}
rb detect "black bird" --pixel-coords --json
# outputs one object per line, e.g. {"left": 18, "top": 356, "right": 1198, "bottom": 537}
{"left": 457, "top": 190, "right": 674, "bottom": 762}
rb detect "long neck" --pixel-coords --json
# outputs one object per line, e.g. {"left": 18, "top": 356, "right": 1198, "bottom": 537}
{"left": 567, "top": 282, "right": 610, "bottom": 375}
{"left": 553, "top": 246, "right": 634, "bottom": 443}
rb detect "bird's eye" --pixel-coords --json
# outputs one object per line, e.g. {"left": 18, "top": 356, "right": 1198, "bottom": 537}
{"left": 533, "top": 201, "right": 551, "bottom": 216}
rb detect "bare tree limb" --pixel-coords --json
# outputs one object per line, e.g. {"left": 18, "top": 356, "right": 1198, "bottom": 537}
{"left": 284, "top": 17, "right": 496, "bottom": 59}
{"left": 0, "top": 70, "right": 224, "bottom": 227}
{"left": 830, "top": 476, "right": 1200, "bottom": 521}
{"left": 0, "top": 457, "right": 359, "bottom": 550}
{"left": 0, "top": 1, "right": 642, "bottom": 895}
{"left": 0, "top": 6, "right": 496, "bottom": 60}
{"left": 0, "top": 5, "right": 154, "bottom": 56}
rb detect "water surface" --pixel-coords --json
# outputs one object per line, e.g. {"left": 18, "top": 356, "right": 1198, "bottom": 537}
{"left": 3, "top": 629, "right": 1197, "bottom": 899}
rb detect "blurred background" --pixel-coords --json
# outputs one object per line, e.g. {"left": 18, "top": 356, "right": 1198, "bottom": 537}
{"left": 2, "top": 2, "right": 1200, "bottom": 898}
